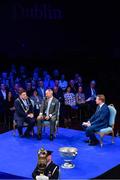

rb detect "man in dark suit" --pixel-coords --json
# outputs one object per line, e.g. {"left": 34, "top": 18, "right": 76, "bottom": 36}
{"left": 37, "top": 80, "right": 45, "bottom": 100}
{"left": 82, "top": 94, "right": 110, "bottom": 145}
{"left": 14, "top": 89, "right": 35, "bottom": 137}
{"left": 37, "top": 89, "right": 59, "bottom": 140}
{"left": 32, "top": 148, "right": 59, "bottom": 180}
{"left": 85, "top": 80, "right": 97, "bottom": 117}
{"left": 0, "top": 83, "right": 9, "bottom": 127}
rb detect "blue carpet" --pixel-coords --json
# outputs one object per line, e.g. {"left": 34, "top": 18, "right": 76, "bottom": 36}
{"left": 0, "top": 171, "right": 30, "bottom": 179}
{"left": 0, "top": 127, "right": 120, "bottom": 179}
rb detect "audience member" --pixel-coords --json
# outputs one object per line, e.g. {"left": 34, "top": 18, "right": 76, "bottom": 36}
{"left": 85, "top": 80, "right": 97, "bottom": 117}
{"left": 59, "top": 74, "right": 68, "bottom": 91}
{"left": 31, "top": 89, "right": 42, "bottom": 118}
{"left": 63, "top": 86, "right": 76, "bottom": 128}
{"left": 0, "top": 83, "right": 9, "bottom": 126}
{"left": 37, "top": 80, "right": 45, "bottom": 100}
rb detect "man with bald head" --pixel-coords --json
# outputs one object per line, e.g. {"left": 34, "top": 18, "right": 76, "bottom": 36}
{"left": 85, "top": 80, "right": 97, "bottom": 117}
{"left": 37, "top": 89, "right": 59, "bottom": 140}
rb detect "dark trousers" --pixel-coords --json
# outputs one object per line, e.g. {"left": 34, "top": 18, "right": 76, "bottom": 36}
{"left": 85, "top": 125, "right": 98, "bottom": 142}
{"left": 37, "top": 119, "right": 56, "bottom": 136}
{"left": 77, "top": 103, "right": 90, "bottom": 122}
{"left": 18, "top": 117, "right": 35, "bottom": 136}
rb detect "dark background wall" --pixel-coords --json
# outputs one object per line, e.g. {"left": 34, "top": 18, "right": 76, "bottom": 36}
{"left": 0, "top": 1, "right": 120, "bottom": 107}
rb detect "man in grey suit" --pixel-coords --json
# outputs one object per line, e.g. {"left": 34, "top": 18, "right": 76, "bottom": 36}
{"left": 37, "top": 89, "right": 59, "bottom": 140}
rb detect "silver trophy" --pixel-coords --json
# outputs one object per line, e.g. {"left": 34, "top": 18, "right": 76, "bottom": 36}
{"left": 59, "top": 147, "right": 78, "bottom": 168}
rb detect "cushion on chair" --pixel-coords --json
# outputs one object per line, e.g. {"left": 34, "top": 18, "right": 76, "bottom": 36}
{"left": 42, "top": 120, "right": 58, "bottom": 126}
{"left": 99, "top": 127, "right": 112, "bottom": 133}
{"left": 42, "top": 121, "right": 50, "bottom": 125}
{"left": 108, "top": 105, "right": 117, "bottom": 126}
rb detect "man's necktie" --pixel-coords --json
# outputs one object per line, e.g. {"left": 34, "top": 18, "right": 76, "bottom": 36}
{"left": 96, "top": 105, "right": 100, "bottom": 112}
{"left": 46, "top": 99, "right": 51, "bottom": 116}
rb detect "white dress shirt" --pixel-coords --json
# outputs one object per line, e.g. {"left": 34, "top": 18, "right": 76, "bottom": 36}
{"left": 46, "top": 97, "right": 53, "bottom": 116}
{"left": 1, "top": 90, "right": 6, "bottom": 100}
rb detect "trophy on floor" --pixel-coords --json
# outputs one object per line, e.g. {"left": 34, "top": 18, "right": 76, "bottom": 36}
{"left": 38, "top": 147, "right": 48, "bottom": 174}
{"left": 59, "top": 147, "right": 78, "bottom": 168}
{"left": 36, "top": 147, "right": 49, "bottom": 180}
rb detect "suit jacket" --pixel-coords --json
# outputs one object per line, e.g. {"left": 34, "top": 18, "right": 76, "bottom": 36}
{"left": 14, "top": 97, "right": 34, "bottom": 126}
{"left": 37, "top": 87, "right": 45, "bottom": 100}
{"left": 85, "top": 87, "right": 97, "bottom": 100}
{"left": 32, "top": 161, "right": 59, "bottom": 180}
{"left": 40, "top": 97, "right": 59, "bottom": 120}
{"left": 53, "top": 88, "right": 64, "bottom": 104}
{"left": 0, "top": 90, "right": 9, "bottom": 112}
{"left": 89, "top": 104, "right": 110, "bottom": 131}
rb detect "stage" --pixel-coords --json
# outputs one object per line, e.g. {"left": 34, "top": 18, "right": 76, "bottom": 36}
{"left": 0, "top": 127, "right": 120, "bottom": 179}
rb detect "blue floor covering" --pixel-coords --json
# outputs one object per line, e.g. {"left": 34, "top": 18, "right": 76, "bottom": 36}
{"left": 0, "top": 127, "right": 120, "bottom": 179}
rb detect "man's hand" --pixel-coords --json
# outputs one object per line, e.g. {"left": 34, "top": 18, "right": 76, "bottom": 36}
{"left": 36, "top": 175, "right": 49, "bottom": 180}
{"left": 87, "top": 121, "right": 91, "bottom": 127}
{"left": 82, "top": 121, "right": 91, "bottom": 127}
{"left": 27, "top": 113, "right": 34, "bottom": 118}
{"left": 37, "top": 115, "right": 43, "bottom": 120}
{"left": 45, "top": 116, "right": 50, "bottom": 120}
{"left": 82, "top": 122, "right": 88, "bottom": 126}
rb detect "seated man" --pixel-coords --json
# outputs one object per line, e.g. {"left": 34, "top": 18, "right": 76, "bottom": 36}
{"left": 14, "top": 88, "right": 35, "bottom": 137}
{"left": 82, "top": 94, "right": 110, "bottom": 145}
{"left": 37, "top": 89, "right": 59, "bottom": 140}
{"left": 32, "top": 148, "right": 59, "bottom": 180}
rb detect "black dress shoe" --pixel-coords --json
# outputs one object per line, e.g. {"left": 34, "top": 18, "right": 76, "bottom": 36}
{"left": 84, "top": 139, "right": 91, "bottom": 143}
{"left": 23, "top": 133, "right": 30, "bottom": 138}
{"left": 37, "top": 134, "right": 42, "bottom": 140}
{"left": 19, "top": 134, "right": 24, "bottom": 138}
{"left": 50, "top": 134, "right": 54, "bottom": 141}
{"left": 89, "top": 141, "right": 99, "bottom": 146}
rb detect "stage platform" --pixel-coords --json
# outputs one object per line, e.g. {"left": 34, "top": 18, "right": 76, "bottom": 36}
{"left": 0, "top": 127, "right": 120, "bottom": 179}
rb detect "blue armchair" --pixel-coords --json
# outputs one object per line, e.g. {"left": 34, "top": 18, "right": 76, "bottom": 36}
{"left": 97, "top": 104, "right": 117, "bottom": 147}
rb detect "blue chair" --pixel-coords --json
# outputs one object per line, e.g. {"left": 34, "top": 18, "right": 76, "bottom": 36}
{"left": 97, "top": 104, "right": 117, "bottom": 147}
